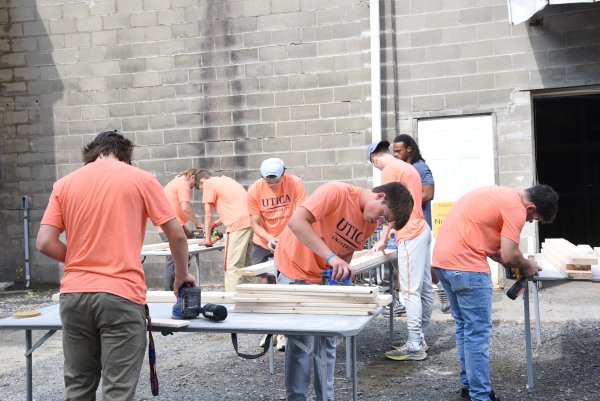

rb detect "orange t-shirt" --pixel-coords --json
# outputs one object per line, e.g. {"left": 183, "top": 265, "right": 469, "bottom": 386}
{"left": 432, "top": 186, "right": 526, "bottom": 273}
{"left": 40, "top": 158, "right": 176, "bottom": 304}
{"left": 163, "top": 175, "right": 192, "bottom": 225}
{"left": 381, "top": 159, "right": 427, "bottom": 241}
{"left": 247, "top": 174, "right": 306, "bottom": 250}
{"left": 275, "top": 182, "right": 377, "bottom": 284}
{"left": 202, "top": 176, "right": 252, "bottom": 232}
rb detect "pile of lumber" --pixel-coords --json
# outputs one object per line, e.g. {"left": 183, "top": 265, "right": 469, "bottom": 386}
{"left": 232, "top": 284, "right": 391, "bottom": 316}
{"left": 540, "top": 238, "right": 598, "bottom": 279}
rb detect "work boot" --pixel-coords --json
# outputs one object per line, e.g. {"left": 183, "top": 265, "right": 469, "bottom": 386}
{"left": 458, "top": 388, "right": 499, "bottom": 401}
{"left": 459, "top": 388, "right": 470, "bottom": 400}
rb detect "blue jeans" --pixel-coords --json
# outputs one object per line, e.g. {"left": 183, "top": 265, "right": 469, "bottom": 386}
{"left": 434, "top": 268, "right": 493, "bottom": 401}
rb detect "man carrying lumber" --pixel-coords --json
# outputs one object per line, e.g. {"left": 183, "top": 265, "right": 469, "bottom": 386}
{"left": 274, "top": 181, "right": 413, "bottom": 401}
{"left": 393, "top": 134, "right": 450, "bottom": 314}
{"left": 160, "top": 168, "right": 207, "bottom": 290}
{"left": 197, "top": 170, "right": 254, "bottom": 292}
{"left": 368, "top": 140, "right": 434, "bottom": 361}
{"left": 36, "top": 131, "right": 194, "bottom": 401}
{"left": 432, "top": 184, "right": 558, "bottom": 401}
{"left": 248, "top": 158, "right": 306, "bottom": 351}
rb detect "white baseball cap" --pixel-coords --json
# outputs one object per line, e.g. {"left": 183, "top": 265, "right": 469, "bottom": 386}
{"left": 260, "top": 158, "right": 285, "bottom": 178}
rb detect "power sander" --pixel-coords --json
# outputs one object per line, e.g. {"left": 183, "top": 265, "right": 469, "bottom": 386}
{"left": 172, "top": 283, "right": 202, "bottom": 319}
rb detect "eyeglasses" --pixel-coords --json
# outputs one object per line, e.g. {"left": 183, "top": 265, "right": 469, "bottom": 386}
{"left": 263, "top": 175, "right": 281, "bottom": 184}
{"left": 376, "top": 215, "right": 389, "bottom": 225}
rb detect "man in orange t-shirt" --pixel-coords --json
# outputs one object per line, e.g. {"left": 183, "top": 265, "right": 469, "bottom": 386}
{"left": 161, "top": 168, "right": 204, "bottom": 290}
{"left": 198, "top": 170, "right": 253, "bottom": 291}
{"left": 247, "top": 158, "right": 306, "bottom": 265}
{"left": 36, "top": 131, "right": 194, "bottom": 401}
{"left": 368, "top": 140, "right": 434, "bottom": 362}
{"left": 432, "top": 185, "right": 558, "bottom": 401}
{"left": 275, "top": 181, "right": 414, "bottom": 401}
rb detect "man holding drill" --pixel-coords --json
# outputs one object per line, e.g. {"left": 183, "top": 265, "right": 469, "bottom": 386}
{"left": 36, "top": 131, "right": 194, "bottom": 401}
{"left": 275, "top": 181, "right": 413, "bottom": 401}
{"left": 433, "top": 184, "right": 558, "bottom": 401}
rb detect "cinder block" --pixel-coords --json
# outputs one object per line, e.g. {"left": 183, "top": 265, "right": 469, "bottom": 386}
{"left": 122, "top": 116, "right": 149, "bottom": 131}
{"left": 103, "top": 14, "right": 130, "bottom": 30}
{"left": 116, "top": 0, "right": 143, "bottom": 13}
{"left": 243, "top": 0, "right": 270, "bottom": 17}
{"left": 302, "top": 26, "right": 332, "bottom": 42}
{"left": 272, "top": 0, "right": 300, "bottom": 13}
{"left": 81, "top": 105, "right": 108, "bottom": 120}
{"left": 318, "top": 71, "right": 349, "bottom": 87}
{"left": 261, "top": 107, "right": 290, "bottom": 122}
{"left": 132, "top": 72, "right": 160, "bottom": 87}
{"left": 306, "top": 119, "right": 335, "bottom": 134}
{"left": 117, "top": 27, "right": 145, "bottom": 43}
{"left": 149, "top": 115, "right": 176, "bottom": 129}
{"left": 247, "top": 123, "right": 276, "bottom": 138}
{"left": 107, "top": 74, "right": 133, "bottom": 89}
{"left": 412, "top": 95, "right": 444, "bottom": 112}
{"left": 50, "top": 18, "right": 77, "bottom": 35}
{"left": 131, "top": 11, "right": 158, "bottom": 27}
{"left": 262, "top": 137, "right": 292, "bottom": 152}
{"left": 320, "top": 103, "right": 350, "bottom": 118}
{"left": 459, "top": 6, "right": 493, "bottom": 25}
{"left": 81, "top": 77, "right": 107, "bottom": 91}
{"left": 145, "top": 25, "right": 172, "bottom": 41}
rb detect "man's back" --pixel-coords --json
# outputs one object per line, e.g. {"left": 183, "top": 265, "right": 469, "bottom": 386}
{"left": 42, "top": 158, "right": 174, "bottom": 303}
{"left": 202, "top": 176, "right": 251, "bottom": 231}
{"left": 432, "top": 186, "right": 526, "bottom": 273}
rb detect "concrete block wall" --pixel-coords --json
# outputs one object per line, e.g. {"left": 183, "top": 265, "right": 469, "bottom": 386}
{"left": 380, "top": 1, "right": 600, "bottom": 188}
{"left": 0, "top": 0, "right": 372, "bottom": 285}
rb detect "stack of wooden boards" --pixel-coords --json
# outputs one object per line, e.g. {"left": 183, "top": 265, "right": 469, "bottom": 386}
{"left": 540, "top": 238, "right": 598, "bottom": 279}
{"left": 233, "top": 283, "right": 391, "bottom": 316}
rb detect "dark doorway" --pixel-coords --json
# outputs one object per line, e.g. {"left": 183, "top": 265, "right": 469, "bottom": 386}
{"left": 534, "top": 94, "right": 600, "bottom": 247}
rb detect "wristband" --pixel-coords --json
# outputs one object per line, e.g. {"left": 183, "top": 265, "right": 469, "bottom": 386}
{"left": 325, "top": 252, "right": 337, "bottom": 265}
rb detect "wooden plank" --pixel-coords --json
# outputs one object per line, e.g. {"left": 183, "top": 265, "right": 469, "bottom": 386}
{"left": 238, "top": 261, "right": 275, "bottom": 276}
{"left": 151, "top": 318, "right": 190, "bottom": 328}
{"left": 233, "top": 295, "right": 377, "bottom": 304}
{"left": 233, "top": 301, "right": 379, "bottom": 309}
{"left": 234, "top": 289, "right": 378, "bottom": 299}
{"left": 544, "top": 238, "right": 598, "bottom": 265}
{"left": 537, "top": 251, "right": 592, "bottom": 280}
{"left": 145, "top": 291, "right": 234, "bottom": 304}
{"left": 233, "top": 306, "right": 372, "bottom": 316}
{"left": 236, "top": 283, "right": 378, "bottom": 294}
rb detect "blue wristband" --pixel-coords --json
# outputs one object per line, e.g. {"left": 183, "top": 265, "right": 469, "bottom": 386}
{"left": 325, "top": 252, "right": 337, "bottom": 265}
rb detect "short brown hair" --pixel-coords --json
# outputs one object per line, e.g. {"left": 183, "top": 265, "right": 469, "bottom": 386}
{"left": 82, "top": 130, "right": 134, "bottom": 165}
{"left": 372, "top": 182, "right": 414, "bottom": 230}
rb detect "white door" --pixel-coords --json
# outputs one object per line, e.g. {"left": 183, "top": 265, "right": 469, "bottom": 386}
{"left": 418, "top": 115, "right": 496, "bottom": 203}
{"left": 418, "top": 115, "right": 501, "bottom": 285}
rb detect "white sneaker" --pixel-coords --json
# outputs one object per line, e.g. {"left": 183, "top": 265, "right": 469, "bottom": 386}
{"left": 275, "top": 334, "right": 286, "bottom": 351}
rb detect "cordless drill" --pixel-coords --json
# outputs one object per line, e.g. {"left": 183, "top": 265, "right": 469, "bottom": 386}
{"left": 505, "top": 266, "right": 528, "bottom": 300}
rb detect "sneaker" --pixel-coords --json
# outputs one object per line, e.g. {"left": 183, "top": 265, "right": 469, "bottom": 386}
{"left": 385, "top": 342, "right": 427, "bottom": 361}
{"left": 391, "top": 338, "right": 428, "bottom": 352}
{"left": 382, "top": 299, "right": 406, "bottom": 316}
{"left": 437, "top": 287, "right": 451, "bottom": 313}
{"left": 275, "top": 334, "right": 286, "bottom": 351}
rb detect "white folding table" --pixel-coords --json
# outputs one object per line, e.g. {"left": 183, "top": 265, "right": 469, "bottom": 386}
{"left": 141, "top": 241, "right": 224, "bottom": 285}
{"left": 0, "top": 302, "right": 380, "bottom": 401}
